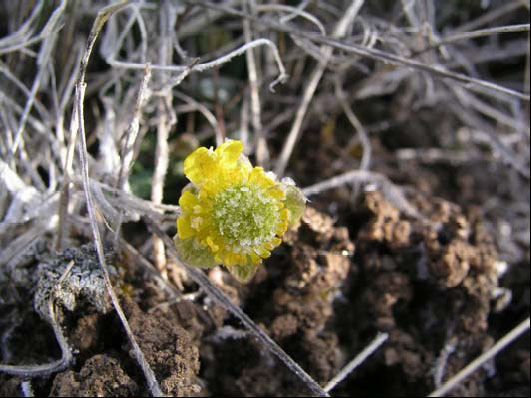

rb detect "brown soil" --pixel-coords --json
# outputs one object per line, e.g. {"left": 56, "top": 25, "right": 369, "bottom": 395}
{"left": 1, "top": 185, "right": 528, "bottom": 397}
{"left": 1, "top": 1, "right": 529, "bottom": 396}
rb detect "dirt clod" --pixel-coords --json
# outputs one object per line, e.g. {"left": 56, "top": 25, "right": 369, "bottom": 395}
{"left": 51, "top": 355, "right": 138, "bottom": 397}
{"left": 120, "top": 296, "right": 200, "bottom": 396}
{"left": 338, "top": 189, "right": 504, "bottom": 395}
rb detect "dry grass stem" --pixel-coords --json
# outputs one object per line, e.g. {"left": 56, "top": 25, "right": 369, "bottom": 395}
{"left": 243, "top": 0, "right": 268, "bottom": 166}
{"left": 1, "top": 1, "right": 528, "bottom": 396}
{"left": 324, "top": 332, "right": 389, "bottom": 393}
{"left": 429, "top": 317, "right": 531, "bottom": 397}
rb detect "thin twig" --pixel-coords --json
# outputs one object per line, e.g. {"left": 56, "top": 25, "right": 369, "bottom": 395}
{"left": 11, "top": 0, "right": 66, "bottom": 155}
{"left": 173, "top": 91, "right": 223, "bottom": 143}
{"left": 309, "top": 36, "right": 530, "bottom": 103}
{"left": 240, "top": 91, "right": 250, "bottom": 152}
{"left": 151, "top": 0, "right": 175, "bottom": 279}
{"left": 524, "top": 30, "right": 530, "bottom": 133}
{"left": 433, "top": 338, "right": 458, "bottom": 389}
{"left": 449, "top": 86, "right": 530, "bottom": 179}
{"left": 428, "top": 317, "right": 530, "bottom": 397}
{"left": 108, "top": 38, "right": 288, "bottom": 91}
{"left": 55, "top": 100, "right": 80, "bottom": 251}
{"left": 20, "top": 381, "right": 34, "bottom": 397}
{"left": 334, "top": 77, "right": 371, "bottom": 171}
{"left": 0, "top": 0, "right": 44, "bottom": 49}
{"left": 243, "top": 0, "right": 268, "bottom": 166}
{"left": 416, "top": 23, "right": 530, "bottom": 54}
{"left": 324, "top": 332, "right": 389, "bottom": 393}
{"left": 255, "top": 4, "right": 326, "bottom": 35}
{"left": 453, "top": 1, "right": 523, "bottom": 33}
{"left": 117, "top": 64, "right": 152, "bottom": 190}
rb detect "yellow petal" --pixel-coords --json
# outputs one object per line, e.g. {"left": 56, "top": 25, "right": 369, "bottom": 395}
{"left": 276, "top": 220, "right": 288, "bottom": 235}
{"left": 248, "top": 167, "right": 275, "bottom": 188}
{"left": 215, "top": 140, "right": 244, "bottom": 166}
{"left": 184, "top": 147, "right": 217, "bottom": 186}
{"left": 249, "top": 252, "right": 262, "bottom": 265}
{"left": 257, "top": 247, "right": 271, "bottom": 259}
{"left": 267, "top": 187, "right": 285, "bottom": 200}
{"left": 224, "top": 252, "right": 238, "bottom": 266}
{"left": 206, "top": 236, "right": 219, "bottom": 252}
{"left": 248, "top": 167, "right": 264, "bottom": 183}
{"left": 177, "top": 216, "right": 195, "bottom": 240}
{"left": 270, "top": 237, "right": 282, "bottom": 247}
{"left": 179, "top": 190, "right": 199, "bottom": 212}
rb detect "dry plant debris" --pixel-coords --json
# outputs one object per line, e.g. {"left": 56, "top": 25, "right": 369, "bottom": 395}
{"left": 0, "top": 0, "right": 529, "bottom": 396}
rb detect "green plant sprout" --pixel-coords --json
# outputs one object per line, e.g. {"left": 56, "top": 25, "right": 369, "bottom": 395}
{"left": 174, "top": 140, "right": 306, "bottom": 282}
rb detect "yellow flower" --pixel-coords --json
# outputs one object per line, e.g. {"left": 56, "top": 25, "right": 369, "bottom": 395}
{"left": 174, "top": 140, "right": 305, "bottom": 282}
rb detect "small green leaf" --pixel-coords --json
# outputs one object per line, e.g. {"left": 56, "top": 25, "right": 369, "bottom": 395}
{"left": 173, "top": 234, "right": 216, "bottom": 268}
{"left": 229, "top": 263, "right": 259, "bottom": 283}
{"left": 281, "top": 182, "right": 307, "bottom": 228}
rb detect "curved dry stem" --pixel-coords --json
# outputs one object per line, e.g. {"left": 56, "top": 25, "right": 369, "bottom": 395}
{"left": 0, "top": 304, "right": 72, "bottom": 378}
{"left": 107, "top": 38, "right": 288, "bottom": 92}
{"left": 255, "top": 4, "right": 326, "bottom": 35}
{"left": 0, "top": 267, "right": 74, "bottom": 379}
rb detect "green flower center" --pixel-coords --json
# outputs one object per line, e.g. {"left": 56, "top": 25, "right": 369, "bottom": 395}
{"left": 212, "top": 184, "right": 278, "bottom": 248}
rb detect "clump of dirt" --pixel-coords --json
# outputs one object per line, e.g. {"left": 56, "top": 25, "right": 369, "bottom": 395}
{"left": 120, "top": 295, "right": 201, "bottom": 396}
{"left": 333, "top": 189, "right": 504, "bottom": 396}
{"left": 48, "top": 290, "right": 201, "bottom": 397}
{"left": 34, "top": 244, "right": 119, "bottom": 322}
{"left": 0, "top": 244, "right": 201, "bottom": 397}
{"left": 50, "top": 355, "right": 139, "bottom": 397}
{"left": 45, "top": 292, "right": 200, "bottom": 397}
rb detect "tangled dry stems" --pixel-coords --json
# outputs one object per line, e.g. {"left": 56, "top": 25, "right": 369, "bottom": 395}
{"left": 1, "top": 0, "right": 529, "bottom": 396}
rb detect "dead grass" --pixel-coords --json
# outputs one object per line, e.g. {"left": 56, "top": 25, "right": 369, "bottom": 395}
{"left": 0, "top": 1, "right": 529, "bottom": 396}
